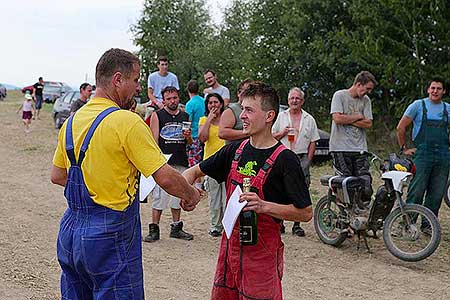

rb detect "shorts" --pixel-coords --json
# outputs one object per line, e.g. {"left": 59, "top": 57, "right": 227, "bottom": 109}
{"left": 187, "top": 138, "right": 203, "bottom": 167}
{"left": 22, "top": 111, "right": 32, "bottom": 120}
{"left": 152, "top": 165, "right": 187, "bottom": 210}
{"left": 35, "top": 95, "right": 43, "bottom": 109}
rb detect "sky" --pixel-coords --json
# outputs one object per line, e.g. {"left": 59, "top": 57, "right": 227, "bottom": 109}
{"left": 0, "top": 0, "right": 228, "bottom": 88}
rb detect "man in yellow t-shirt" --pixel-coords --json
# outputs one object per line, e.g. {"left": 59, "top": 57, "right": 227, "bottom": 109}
{"left": 51, "top": 48, "right": 200, "bottom": 299}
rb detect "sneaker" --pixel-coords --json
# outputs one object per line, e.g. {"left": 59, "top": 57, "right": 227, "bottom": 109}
{"left": 209, "top": 229, "right": 222, "bottom": 237}
{"left": 170, "top": 221, "right": 194, "bottom": 241}
{"left": 292, "top": 223, "right": 305, "bottom": 237}
{"left": 143, "top": 223, "right": 160, "bottom": 242}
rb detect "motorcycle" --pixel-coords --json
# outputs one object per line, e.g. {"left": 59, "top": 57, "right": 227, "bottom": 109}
{"left": 314, "top": 153, "right": 441, "bottom": 262}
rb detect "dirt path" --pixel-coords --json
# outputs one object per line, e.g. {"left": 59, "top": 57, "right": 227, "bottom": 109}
{"left": 1, "top": 91, "right": 450, "bottom": 300}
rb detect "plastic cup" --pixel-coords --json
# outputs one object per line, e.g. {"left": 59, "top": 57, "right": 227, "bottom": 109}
{"left": 287, "top": 127, "right": 295, "bottom": 142}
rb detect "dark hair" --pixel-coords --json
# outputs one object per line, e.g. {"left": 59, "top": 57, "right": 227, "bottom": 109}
{"left": 353, "top": 71, "right": 377, "bottom": 86}
{"left": 161, "top": 86, "right": 179, "bottom": 100}
{"left": 95, "top": 48, "right": 140, "bottom": 88}
{"left": 203, "top": 69, "right": 216, "bottom": 76}
{"left": 205, "top": 93, "right": 225, "bottom": 115}
{"left": 157, "top": 56, "right": 168, "bottom": 64}
{"left": 187, "top": 80, "right": 199, "bottom": 94}
{"left": 240, "top": 81, "right": 280, "bottom": 124}
{"left": 237, "top": 78, "right": 253, "bottom": 93}
{"left": 38, "top": 77, "right": 43, "bottom": 81}
{"left": 427, "top": 76, "right": 447, "bottom": 90}
{"left": 79, "top": 82, "right": 91, "bottom": 91}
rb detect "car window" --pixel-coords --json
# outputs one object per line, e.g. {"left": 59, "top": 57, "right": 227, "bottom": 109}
{"left": 63, "top": 92, "right": 74, "bottom": 104}
{"left": 45, "top": 85, "right": 62, "bottom": 94}
{"left": 70, "top": 92, "right": 80, "bottom": 103}
{"left": 58, "top": 93, "right": 69, "bottom": 103}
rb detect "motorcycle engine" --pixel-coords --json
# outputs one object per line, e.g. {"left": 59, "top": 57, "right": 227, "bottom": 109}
{"left": 350, "top": 216, "right": 368, "bottom": 231}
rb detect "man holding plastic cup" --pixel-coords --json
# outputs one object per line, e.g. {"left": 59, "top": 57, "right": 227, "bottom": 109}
{"left": 272, "top": 87, "right": 320, "bottom": 236}
{"left": 143, "top": 86, "right": 195, "bottom": 242}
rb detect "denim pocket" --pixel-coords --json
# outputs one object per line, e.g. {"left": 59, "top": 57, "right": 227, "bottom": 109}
{"left": 82, "top": 233, "right": 123, "bottom": 275}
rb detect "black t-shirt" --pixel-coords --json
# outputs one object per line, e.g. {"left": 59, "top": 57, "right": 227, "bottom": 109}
{"left": 33, "top": 82, "right": 44, "bottom": 97}
{"left": 70, "top": 98, "right": 86, "bottom": 114}
{"left": 156, "top": 108, "right": 189, "bottom": 167}
{"left": 200, "top": 140, "right": 312, "bottom": 209}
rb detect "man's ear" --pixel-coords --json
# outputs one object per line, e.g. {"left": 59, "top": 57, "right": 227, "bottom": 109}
{"left": 266, "top": 110, "right": 276, "bottom": 123}
{"left": 111, "top": 72, "right": 122, "bottom": 88}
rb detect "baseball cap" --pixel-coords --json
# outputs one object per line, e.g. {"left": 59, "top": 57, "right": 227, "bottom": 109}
{"left": 25, "top": 94, "right": 32, "bottom": 100}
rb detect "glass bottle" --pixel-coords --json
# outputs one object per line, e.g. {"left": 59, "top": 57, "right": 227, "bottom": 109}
{"left": 240, "top": 177, "right": 258, "bottom": 245}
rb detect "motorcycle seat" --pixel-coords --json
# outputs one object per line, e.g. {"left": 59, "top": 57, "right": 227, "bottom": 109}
{"left": 320, "top": 175, "right": 363, "bottom": 189}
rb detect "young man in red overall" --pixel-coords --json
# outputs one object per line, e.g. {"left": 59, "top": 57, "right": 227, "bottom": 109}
{"left": 184, "top": 81, "right": 313, "bottom": 299}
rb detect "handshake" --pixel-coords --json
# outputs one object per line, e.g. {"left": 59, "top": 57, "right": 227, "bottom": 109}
{"left": 179, "top": 183, "right": 204, "bottom": 211}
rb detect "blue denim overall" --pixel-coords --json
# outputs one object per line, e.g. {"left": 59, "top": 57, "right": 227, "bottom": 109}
{"left": 57, "top": 107, "right": 144, "bottom": 300}
{"left": 406, "top": 100, "right": 450, "bottom": 220}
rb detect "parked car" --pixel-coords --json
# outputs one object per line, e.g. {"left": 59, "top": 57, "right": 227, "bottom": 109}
{"left": 22, "top": 85, "right": 34, "bottom": 94}
{"left": 52, "top": 91, "right": 80, "bottom": 128}
{"left": 21, "top": 81, "right": 72, "bottom": 103}
{"left": 0, "top": 84, "right": 7, "bottom": 100}
{"left": 279, "top": 104, "right": 330, "bottom": 159}
{"left": 44, "top": 81, "right": 73, "bottom": 103}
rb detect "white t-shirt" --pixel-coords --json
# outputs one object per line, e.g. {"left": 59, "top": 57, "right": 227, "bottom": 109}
{"left": 148, "top": 71, "right": 179, "bottom": 102}
{"left": 204, "top": 85, "right": 230, "bottom": 100}
{"left": 272, "top": 109, "right": 320, "bottom": 154}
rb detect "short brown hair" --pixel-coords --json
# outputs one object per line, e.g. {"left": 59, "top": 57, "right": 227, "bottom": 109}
{"left": 187, "top": 80, "right": 199, "bottom": 94}
{"left": 203, "top": 69, "right": 216, "bottom": 76}
{"left": 157, "top": 56, "right": 168, "bottom": 64}
{"left": 427, "top": 76, "right": 447, "bottom": 90}
{"left": 237, "top": 78, "right": 253, "bottom": 93}
{"left": 240, "top": 81, "right": 280, "bottom": 123}
{"left": 161, "top": 86, "right": 179, "bottom": 101}
{"left": 353, "top": 71, "right": 377, "bottom": 86}
{"left": 95, "top": 48, "right": 140, "bottom": 88}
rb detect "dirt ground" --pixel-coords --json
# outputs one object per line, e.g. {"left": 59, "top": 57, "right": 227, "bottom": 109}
{"left": 1, "top": 90, "right": 450, "bottom": 300}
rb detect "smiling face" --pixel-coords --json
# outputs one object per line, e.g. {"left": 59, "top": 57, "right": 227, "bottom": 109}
{"left": 287, "top": 89, "right": 304, "bottom": 111}
{"left": 157, "top": 60, "right": 169, "bottom": 75}
{"left": 240, "top": 96, "right": 275, "bottom": 136}
{"left": 427, "top": 81, "right": 446, "bottom": 103}
{"left": 207, "top": 96, "right": 223, "bottom": 115}
{"left": 204, "top": 71, "right": 217, "bottom": 88}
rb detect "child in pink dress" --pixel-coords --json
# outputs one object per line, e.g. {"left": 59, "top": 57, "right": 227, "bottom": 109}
{"left": 17, "top": 93, "right": 35, "bottom": 132}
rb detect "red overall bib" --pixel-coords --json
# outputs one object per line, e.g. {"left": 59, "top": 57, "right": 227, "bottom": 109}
{"left": 211, "top": 139, "right": 287, "bottom": 300}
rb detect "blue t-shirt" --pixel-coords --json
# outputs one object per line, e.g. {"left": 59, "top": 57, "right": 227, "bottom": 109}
{"left": 404, "top": 98, "right": 450, "bottom": 140}
{"left": 148, "top": 71, "right": 179, "bottom": 101}
{"left": 185, "top": 95, "right": 205, "bottom": 139}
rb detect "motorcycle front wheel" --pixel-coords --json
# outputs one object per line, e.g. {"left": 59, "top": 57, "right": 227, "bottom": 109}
{"left": 314, "top": 195, "right": 348, "bottom": 247}
{"left": 383, "top": 203, "right": 441, "bottom": 262}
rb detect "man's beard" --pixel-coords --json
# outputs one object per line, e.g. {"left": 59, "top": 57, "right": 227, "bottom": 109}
{"left": 166, "top": 103, "right": 178, "bottom": 111}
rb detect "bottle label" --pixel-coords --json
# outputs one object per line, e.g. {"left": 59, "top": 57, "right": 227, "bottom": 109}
{"left": 240, "top": 225, "right": 253, "bottom": 242}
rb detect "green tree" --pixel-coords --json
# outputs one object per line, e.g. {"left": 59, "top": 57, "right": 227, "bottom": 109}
{"left": 131, "top": 0, "right": 213, "bottom": 102}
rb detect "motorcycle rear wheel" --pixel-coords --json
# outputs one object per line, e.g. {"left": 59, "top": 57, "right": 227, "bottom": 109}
{"left": 383, "top": 203, "right": 441, "bottom": 262}
{"left": 314, "top": 195, "right": 348, "bottom": 247}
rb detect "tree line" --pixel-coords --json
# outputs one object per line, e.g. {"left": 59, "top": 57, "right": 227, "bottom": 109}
{"left": 131, "top": 0, "right": 450, "bottom": 137}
